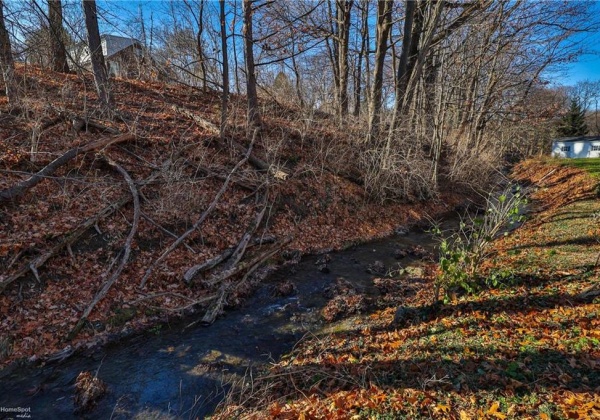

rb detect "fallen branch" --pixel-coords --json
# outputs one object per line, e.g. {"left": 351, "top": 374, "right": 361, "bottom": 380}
{"left": 202, "top": 192, "right": 269, "bottom": 286}
{"left": 199, "top": 237, "right": 292, "bottom": 325}
{"left": 183, "top": 248, "right": 235, "bottom": 284}
{"left": 173, "top": 105, "right": 288, "bottom": 180}
{"left": 203, "top": 236, "right": 291, "bottom": 289}
{"left": 0, "top": 133, "right": 135, "bottom": 203}
{"left": 183, "top": 234, "right": 277, "bottom": 284}
{"left": 67, "top": 156, "right": 141, "bottom": 340}
{"left": 139, "top": 131, "right": 257, "bottom": 288}
{"left": 0, "top": 196, "right": 131, "bottom": 294}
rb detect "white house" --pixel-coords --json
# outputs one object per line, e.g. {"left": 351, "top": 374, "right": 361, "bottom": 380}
{"left": 551, "top": 136, "right": 600, "bottom": 158}
{"left": 69, "top": 34, "right": 143, "bottom": 78}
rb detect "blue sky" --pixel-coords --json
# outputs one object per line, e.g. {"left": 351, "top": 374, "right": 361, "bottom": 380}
{"left": 94, "top": 0, "right": 600, "bottom": 88}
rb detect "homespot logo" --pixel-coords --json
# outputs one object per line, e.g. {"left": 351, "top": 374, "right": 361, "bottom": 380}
{"left": 0, "top": 406, "right": 32, "bottom": 418}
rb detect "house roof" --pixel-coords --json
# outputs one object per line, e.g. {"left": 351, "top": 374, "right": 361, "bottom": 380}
{"left": 553, "top": 136, "right": 600, "bottom": 143}
{"left": 100, "top": 35, "right": 141, "bottom": 58}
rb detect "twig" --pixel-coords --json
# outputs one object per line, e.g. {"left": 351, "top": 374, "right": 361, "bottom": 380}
{"left": 140, "top": 210, "right": 196, "bottom": 253}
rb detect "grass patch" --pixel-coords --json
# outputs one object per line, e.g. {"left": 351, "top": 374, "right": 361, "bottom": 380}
{"left": 560, "top": 157, "right": 600, "bottom": 177}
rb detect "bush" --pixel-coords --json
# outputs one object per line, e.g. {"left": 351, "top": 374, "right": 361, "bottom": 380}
{"left": 432, "top": 184, "right": 526, "bottom": 302}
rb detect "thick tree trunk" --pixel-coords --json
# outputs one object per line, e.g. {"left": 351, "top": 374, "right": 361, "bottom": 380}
{"left": 353, "top": 0, "right": 369, "bottom": 117}
{"left": 82, "top": 0, "right": 113, "bottom": 111}
{"left": 219, "top": 0, "right": 229, "bottom": 138}
{"left": 368, "top": 0, "right": 393, "bottom": 140}
{"left": 48, "top": 0, "right": 69, "bottom": 73}
{"left": 0, "top": 0, "right": 17, "bottom": 105}
{"left": 336, "top": 0, "right": 353, "bottom": 119}
{"left": 395, "top": 0, "right": 416, "bottom": 111}
{"left": 243, "top": 0, "right": 261, "bottom": 130}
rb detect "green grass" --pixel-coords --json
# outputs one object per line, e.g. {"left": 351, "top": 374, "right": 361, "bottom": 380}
{"left": 560, "top": 157, "right": 600, "bottom": 177}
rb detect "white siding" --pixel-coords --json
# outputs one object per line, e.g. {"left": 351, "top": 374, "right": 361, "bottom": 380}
{"left": 552, "top": 141, "right": 600, "bottom": 158}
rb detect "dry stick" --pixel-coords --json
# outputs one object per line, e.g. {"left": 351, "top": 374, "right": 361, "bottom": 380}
{"left": 0, "top": 195, "right": 131, "bottom": 294}
{"left": 67, "top": 156, "right": 141, "bottom": 341}
{"left": 139, "top": 131, "right": 257, "bottom": 288}
{"left": 0, "top": 133, "right": 135, "bottom": 202}
{"left": 199, "top": 237, "right": 292, "bottom": 325}
{"left": 202, "top": 192, "right": 268, "bottom": 286}
{"left": 173, "top": 105, "right": 288, "bottom": 180}
{"left": 183, "top": 234, "right": 277, "bottom": 284}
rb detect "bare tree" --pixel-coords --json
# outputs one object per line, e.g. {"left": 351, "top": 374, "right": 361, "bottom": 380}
{"left": 243, "top": 0, "right": 261, "bottom": 130}
{"left": 48, "top": 0, "right": 69, "bottom": 73}
{"left": 367, "top": 0, "right": 392, "bottom": 139}
{"left": 82, "top": 0, "right": 112, "bottom": 111}
{"left": 0, "top": 0, "right": 17, "bottom": 106}
{"left": 220, "top": 0, "right": 229, "bottom": 138}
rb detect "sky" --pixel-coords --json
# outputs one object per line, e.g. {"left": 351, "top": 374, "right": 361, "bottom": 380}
{"left": 95, "top": 0, "right": 600, "bottom": 88}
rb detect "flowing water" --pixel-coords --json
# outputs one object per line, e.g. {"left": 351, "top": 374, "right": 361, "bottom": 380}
{"left": 0, "top": 220, "right": 458, "bottom": 419}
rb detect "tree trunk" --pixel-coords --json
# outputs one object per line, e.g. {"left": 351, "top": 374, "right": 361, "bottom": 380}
{"left": 243, "top": 0, "right": 261, "bottom": 130}
{"left": 219, "top": 0, "right": 229, "bottom": 138}
{"left": 48, "top": 0, "right": 69, "bottom": 73}
{"left": 0, "top": 0, "right": 17, "bottom": 105}
{"left": 353, "top": 0, "right": 369, "bottom": 117}
{"left": 196, "top": 0, "right": 207, "bottom": 91}
{"left": 368, "top": 0, "right": 393, "bottom": 140}
{"left": 395, "top": 0, "right": 416, "bottom": 112}
{"left": 336, "top": 0, "right": 353, "bottom": 119}
{"left": 82, "top": 0, "right": 113, "bottom": 111}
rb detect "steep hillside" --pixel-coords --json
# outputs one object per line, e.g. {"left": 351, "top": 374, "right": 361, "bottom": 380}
{"left": 0, "top": 66, "right": 465, "bottom": 367}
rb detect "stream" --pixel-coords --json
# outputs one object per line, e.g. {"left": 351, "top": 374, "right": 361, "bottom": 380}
{"left": 0, "top": 220, "right": 457, "bottom": 419}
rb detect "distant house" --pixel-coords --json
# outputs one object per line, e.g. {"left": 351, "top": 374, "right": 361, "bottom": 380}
{"left": 69, "top": 34, "right": 144, "bottom": 78}
{"left": 552, "top": 136, "right": 600, "bottom": 158}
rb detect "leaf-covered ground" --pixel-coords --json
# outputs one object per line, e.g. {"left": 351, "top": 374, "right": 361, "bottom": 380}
{"left": 214, "top": 158, "right": 600, "bottom": 420}
{"left": 0, "top": 66, "right": 464, "bottom": 368}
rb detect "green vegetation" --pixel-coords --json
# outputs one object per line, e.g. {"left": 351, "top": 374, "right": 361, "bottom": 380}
{"left": 557, "top": 99, "right": 588, "bottom": 137}
{"left": 561, "top": 157, "right": 600, "bottom": 178}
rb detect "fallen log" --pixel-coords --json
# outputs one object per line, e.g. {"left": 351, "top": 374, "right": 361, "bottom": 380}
{"left": 0, "top": 133, "right": 135, "bottom": 203}
{"left": 199, "top": 237, "right": 292, "bottom": 325}
{"left": 183, "top": 235, "right": 277, "bottom": 284}
{"left": 139, "top": 132, "right": 257, "bottom": 288}
{"left": 67, "top": 156, "right": 141, "bottom": 340}
{"left": 202, "top": 237, "right": 291, "bottom": 289}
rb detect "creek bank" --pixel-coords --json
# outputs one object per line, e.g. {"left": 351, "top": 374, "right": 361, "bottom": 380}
{"left": 0, "top": 202, "right": 468, "bottom": 419}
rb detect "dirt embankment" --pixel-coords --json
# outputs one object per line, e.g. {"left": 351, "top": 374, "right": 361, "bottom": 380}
{"left": 0, "top": 66, "right": 468, "bottom": 368}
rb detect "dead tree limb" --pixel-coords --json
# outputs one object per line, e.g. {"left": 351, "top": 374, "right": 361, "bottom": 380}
{"left": 67, "top": 156, "right": 141, "bottom": 340}
{"left": 201, "top": 192, "right": 268, "bottom": 286}
{"left": 202, "top": 236, "right": 291, "bottom": 288}
{"left": 0, "top": 133, "right": 135, "bottom": 203}
{"left": 199, "top": 237, "right": 292, "bottom": 325}
{"left": 139, "top": 131, "right": 257, "bottom": 288}
{"left": 183, "top": 234, "right": 277, "bottom": 284}
{"left": 0, "top": 196, "right": 131, "bottom": 294}
{"left": 173, "top": 105, "right": 288, "bottom": 180}
{"left": 183, "top": 248, "right": 235, "bottom": 284}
